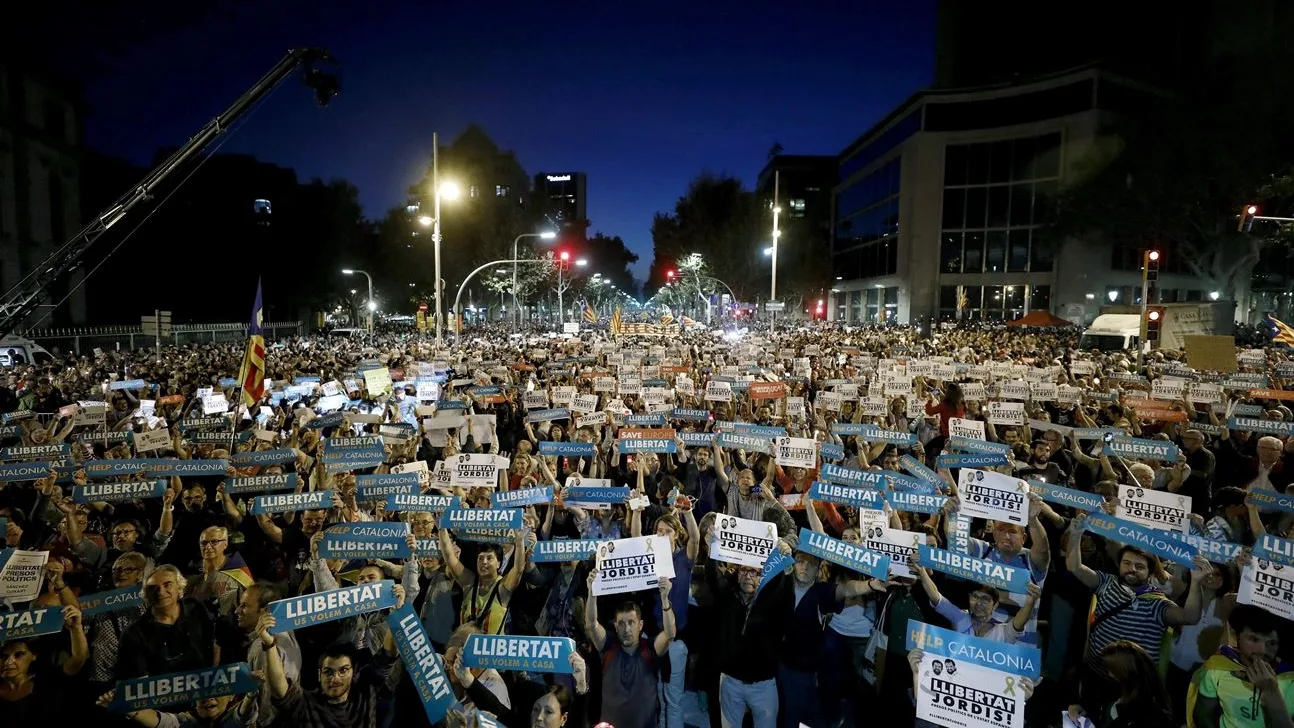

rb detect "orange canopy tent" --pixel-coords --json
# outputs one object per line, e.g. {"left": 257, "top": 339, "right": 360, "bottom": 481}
{"left": 1006, "top": 310, "right": 1074, "bottom": 327}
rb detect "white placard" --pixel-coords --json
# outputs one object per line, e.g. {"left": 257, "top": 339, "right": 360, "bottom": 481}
{"left": 450, "top": 453, "right": 501, "bottom": 488}
{"left": 1116, "top": 485, "right": 1191, "bottom": 534}
{"left": 774, "top": 436, "right": 818, "bottom": 469}
{"left": 592, "top": 535, "right": 676, "bottom": 596}
{"left": 957, "top": 469, "right": 1028, "bottom": 526}
{"left": 950, "top": 417, "right": 986, "bottom": 440}
{"left": 134, "top": 428, "right": 171, "bottom": 453}
{"left": 1238, "top": 559, "right": 1294, "bottom": 621}
{"left": 864, "top": 525, "right": 924, "bottom": 578}
{"left": 987, "top": 402, "right": 1026, "bottom": 426}
{"left": 712, "top": 515, "right": 778, "bottom": 568}
{"left": 915, "top": 651, "right": 1026, "bottom": 728}
{"left": 0, "top": 549, "right": 48, "bottom": 602}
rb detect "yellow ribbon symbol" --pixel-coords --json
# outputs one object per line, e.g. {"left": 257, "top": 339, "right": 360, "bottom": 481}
{"left": 1003, "top": 677, "right": 1016, "bottom": 696}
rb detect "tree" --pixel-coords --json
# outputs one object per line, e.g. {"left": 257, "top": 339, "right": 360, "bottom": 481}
{"left": 648, "top": 174, "right": 765, "bottom": 299}
{"left": 1050, "top": 8, "right": 1294, "bottom": 308}
{"left": 578, "top": 233, "right": 639, "bottom": 295}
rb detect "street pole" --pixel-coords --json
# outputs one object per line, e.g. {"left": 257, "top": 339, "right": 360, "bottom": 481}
{"left": 1137, "top": 250, "right": 1151, "bottom": 370}
{"left": 432, "top": 131, "right": 444, "bottom": 347}
{"left": 770, "top": 170, "right": 780, "bottom": 335}
{"left": 363, "top": 272, "right": 373, "bottom": 339}
{"left": 512, "top": 233, "right": 523, "bottom": 332}
{"left": 557, "top": 262, "right": 565, "bottom": 329}
{"left": 454, "top": 259, "right": 545, "bottom": 345}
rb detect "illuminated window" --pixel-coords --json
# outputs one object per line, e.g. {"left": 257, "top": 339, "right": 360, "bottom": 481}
{"left": 496, "top": 185, "right": 510, "bottom": 197}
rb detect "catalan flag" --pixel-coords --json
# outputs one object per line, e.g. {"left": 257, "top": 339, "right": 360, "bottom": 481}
{"left": 610, "top": 305, "right": 623, "bottom": 336}
{"left": 583, "top": 300, "right": 598, "bottom": 324}
{"left": 237, "top": 279, "right": 266, "bottom": 407}
{"left": 659, "top": 312, "right": 675, "bottom": 326}
{"left": 1267, "top": 314, "right": 1294, "bottom": 347}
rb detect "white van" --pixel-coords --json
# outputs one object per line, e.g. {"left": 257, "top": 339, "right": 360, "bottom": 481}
{"left": 0, "top": 337, "right": 54, "bottom": 367}
{"left": 1079, "top": 314, "right": 1142, "bottom": 351}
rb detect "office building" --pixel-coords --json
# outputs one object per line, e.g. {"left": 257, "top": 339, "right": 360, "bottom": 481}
{"left": 0, "top": 60, "right": 86, "bottom": 324}
{"left": 755, "top": 154, "right": 836, "bottom": 273}
{"left": 828, "top": 65, "right": 1218, "bottom": 326}
{"left": 533, "top": 172, "right": 587, "bottom": 232}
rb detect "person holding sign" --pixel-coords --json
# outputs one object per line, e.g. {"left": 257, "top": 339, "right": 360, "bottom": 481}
{"left": 0, "top": 605, "right": 86, "bottom": 721}
{"left": 584, "top": 569, "right": 675, "bottom": 728}
{"left": 911, "top": 562, "right": 1039, "bottom": 643}
{"left": 438, "top": 528, "right": 528, "bottom": 636}
{"left": 1065, "top": 513, "right": 1214, "bottom": 714}
{"left": 906, "top": 647, "right": 1035, "bottom": 728}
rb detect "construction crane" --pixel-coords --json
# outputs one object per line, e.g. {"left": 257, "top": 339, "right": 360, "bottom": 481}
{"left": 0, "top": 47, "right": 340, "bottom": 339}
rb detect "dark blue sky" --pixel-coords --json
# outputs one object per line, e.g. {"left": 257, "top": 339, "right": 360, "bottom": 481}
{"left": 73, "top": 1, "right": 935, "bottom": 278}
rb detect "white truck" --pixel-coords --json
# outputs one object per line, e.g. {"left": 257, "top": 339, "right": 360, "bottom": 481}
{"left": 1079, "top": 301, "right": 1235, "bottom": 351}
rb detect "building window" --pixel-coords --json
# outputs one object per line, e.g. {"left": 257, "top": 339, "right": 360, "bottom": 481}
{"left": 938, "top": 284, "right": 1051, "bottom": 320}
{"left": 939, "top": 132, "right": 1061, "bottom": 274}
{"left": 495, "top": 185, "right": 510, "bottom": 198}
{"left": 253, "top": 199, "right": 272, "bottom": 215}
{"left": 469, "top": 185, "right": 480, "bottom": 199}
{"left": 789, "top": 199, "right": 806, "bottom": 211}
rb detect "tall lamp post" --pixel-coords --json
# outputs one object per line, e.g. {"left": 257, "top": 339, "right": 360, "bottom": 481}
{"left": 417, "top": 132, "right": 461, "bottom": 347}
{"left": 512, "top": 231, "right": 556, "bottom": 331}
{"left": 770, "top": 170, "right": 781, "bottom": 335}
{"left": 555, "top": 252, "right": 588, "bottom": 327}
{"left": 341, "top": 268, "right": 373, "bottom": 337}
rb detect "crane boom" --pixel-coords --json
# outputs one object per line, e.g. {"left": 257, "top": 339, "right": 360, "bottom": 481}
{"left": 0, "top": 47, "right": 338, "bottom": 339}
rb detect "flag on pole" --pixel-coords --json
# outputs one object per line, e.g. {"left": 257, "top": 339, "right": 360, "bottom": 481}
{"left": 583, "top": 300, "right": 598, "bottom": 324}
{"left": 659, "top": 313, "right": 675, "bottom": 326}
{"left": 610, "top": 305, "right": 623, "bottom": 336}
{"left": 1266, "top": 314, "right": 1294, "bottom": 346}
{"left": 237, "top": 279, "right": 267, "bottom": 407}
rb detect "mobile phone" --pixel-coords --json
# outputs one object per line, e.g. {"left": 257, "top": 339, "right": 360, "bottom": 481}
{"left": 1102, "top": 431, "right": 1115, "bottom": 444}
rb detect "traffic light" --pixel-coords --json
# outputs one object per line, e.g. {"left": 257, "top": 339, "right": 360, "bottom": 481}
{"left": 558, "top": 250, "right": 571, "bottom": 271}
{"left": 1239, "top": 204, "right": 1259, "bottom": 232}
{"left": 665, "top": 269, "right": 676, "bottom": 281}
{"left": 816, "top": 299, "right": 825, "bottom": 319}
{"left": 1143, "top": 249, "right": 1160, "bottom": 283}
{"left": 1146, "top": 306, "right": 1164, "bottom": 343}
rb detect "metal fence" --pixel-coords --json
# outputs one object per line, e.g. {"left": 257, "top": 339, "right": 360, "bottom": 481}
{"left": 25, "top": 321, "right": 304, "bottom": 355}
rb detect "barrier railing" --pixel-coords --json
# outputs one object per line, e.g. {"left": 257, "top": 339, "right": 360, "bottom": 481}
{"left": 24, "top": 321, "right": 304, "bottom": 355}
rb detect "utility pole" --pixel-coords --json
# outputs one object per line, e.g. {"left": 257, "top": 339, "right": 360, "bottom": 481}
{"left": 432, "top": 131, "right": 444, "bottom": 347}
{"left": 770, "top": 170, "right": 781, "bottom": 335}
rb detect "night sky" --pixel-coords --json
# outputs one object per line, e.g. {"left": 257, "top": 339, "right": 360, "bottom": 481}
{"left": 60, "top": 0, "right": 934, "bottom": 278}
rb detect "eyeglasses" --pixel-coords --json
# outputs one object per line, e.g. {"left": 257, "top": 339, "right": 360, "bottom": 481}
{"left": 199, "top": 539, "right": 227, "bottom": 547}
{"left": 111, "top": 529, "right": 138, "bottom": 538}
{"left": 112, "top": 566, "right": 141, "bottom": 575}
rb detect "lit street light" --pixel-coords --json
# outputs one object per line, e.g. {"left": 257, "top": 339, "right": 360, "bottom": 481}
{"left": 341, "top": 268, "right": 374, "bottom": 337}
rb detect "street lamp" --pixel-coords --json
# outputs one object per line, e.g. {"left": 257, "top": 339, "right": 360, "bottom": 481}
{"left": 770, "top": 170, "right": 782, "bottom": 334}
{"left": 428, "top": 131, "right": 462, "bottom": 347}
{"left": 341, "top": 269, "right": 374, "bottom": 336}
{"left": 511, "top": 231, "right": 557, "bottom": 332}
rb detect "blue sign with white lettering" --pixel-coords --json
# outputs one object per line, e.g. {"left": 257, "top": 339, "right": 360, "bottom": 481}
{"left": 268, "top": 580, "right": 396, "bottom": 633}
{"left": 462, "top": 634, "right": 575, "bottom": 673}
{"left": 906, "top": 619, "right": 1041, "bottom": 681}
{"left": 109, "top": 662, "right": 258, "bottom": 712}
{"left": 387, "top": 604, "right": 455, "bottom": 724}
{"left": 796, "top": 527, "right": 889, "bottom": 579}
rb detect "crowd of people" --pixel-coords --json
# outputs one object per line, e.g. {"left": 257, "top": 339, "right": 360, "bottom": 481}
{"left": 0, "top": 320, "right": 1292, "bottom": 728}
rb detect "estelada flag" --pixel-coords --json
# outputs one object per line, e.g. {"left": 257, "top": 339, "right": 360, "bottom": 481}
{"left": 237, "top": 279, "right": 266, "bottom": 407}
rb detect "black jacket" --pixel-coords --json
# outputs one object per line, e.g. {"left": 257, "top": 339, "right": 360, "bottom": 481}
{"left": 706, "top": 559, "right": 791, "bottom": 683}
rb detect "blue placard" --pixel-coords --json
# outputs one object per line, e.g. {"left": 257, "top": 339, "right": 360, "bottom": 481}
{"left": 526, "top": 408, "right": 571, "bottom": 423}
{"left": 0, "top": 425, "right": 22, "bottom": 440}
{"left": 730, "top": 423, "right": 787, "bottom": 439}
{"left": 1, "top": 410, "right": 34, "bottom": 423}
{"left": 1246, "top": 488, "right": 1294, "bottom": 515}
{"left": 1081, "top": 513, "right": 1197, "bottom": 568}
{"left": 462, "top": 634, "right": 575, "bottom": 673}
{"left": 269, "top": 580, "right": 397, "bottom": 633}
{"left": 888, "top": 490, "right": 948, "bottom": 515}
{"left": 0, "top": 606, "right": 65, "bottom": 642}
{"left": 820, "top": 463, "right": 887, "bottom": 488}
{"left": 110, "top": 662, "right": 259, "bottom": 712}
{"left": 0, "top": 461, "right": 61, "bottom": 482}
{"left": 1072, "top": 428, "right": 1123, "bottom": 441}
{"left": 917, "top": 545, "right": 1029, "bottom": 592}
{"left": 625, "top": 413, "right": 667, "bottom": 427}
{"left": 325, "top": 452, "right": 385, "bottom": 474}
{"left": 320, "top": 522, "right": 412, "bottom": 560}
{"left": 0, "top": 443, "right": 70, "bottom": 461}
{"left": 387, "top": 604, "right": 456, "bottom": 724}
{"left": 250, "top": 490, "right": 331, "bottom": 515}
{"left": 80, "top": 584, "right": 146, "bottom": 617}
{"left": 756, "top": 549, "right": 793, "bottom": 598}
{"left": 1105, "top": 436, "right": 1181, "bottom": 462}
{"left": 671, "top": 408, "right": 710, "bottom": 421}
{"left": 836, "top": 424, "right": 917, "bottom": 446}
{"left": 820, "top": 442, "right": 845, "bottom": 461}
{"left": 435, "top": 399, "right": 467, "bottom": 411}
{"left": 1168, "top": 531, "right": 1243, "bottom": 564}
{"left": 900, "top": 455, "right": 942, "bottom": 487}
{"left": 795, "top": 527, "right": 889, "bottom": 579}
{"left": 439, "top": 507, "right": 524, "bottom": 532}
{"left": 680, "top": 432, "right": 716, "bottom": 447}
{"left": 110, "top": 379, "right": 148, "bottom": 391}
{"left": 1254, "top": 533, "right": 1294, "bottom": 568}
{"left": 304, "top": 412, "right": 345, "bottom": 431}
{"left": 231, "top": 448, "right": 295, "bottom": 466}
{"left": 532, "top": 538, "right": 602, "bottom": 563}
{"left": 1228, "top": 416, "right": 1294, "bottom": 437}
{"left": 356, "top": 472, "right": 419, "bottom": 500}
{"left": 384, "top": 493, "right": 455, "bottom": 513}
{"left": 1029, "top": 480, "right": 1104, "bottom": 513}
{"left": 948, "top": 437, "right": 1011, "bottom": 456}
{"left": 906, "top": 619, "right": 1041, "bottom": 681}
{"left": 322, "top": 445, "right": 385, "bottom": 462}
{"left": 492, "top": 486, "right": 554, "bottom": 509}
{"left": 537, "top": 441, "right": 597, "bottom": 458}
{"left": 293, "top": 376, "right": 321, "bottom": 385}
{"left": 73, "top": 480, "right": 167, "bottom": 503}
{"left": 325, "top": 436, "right": 383, "bottom": 452}
{"left": 715, "top": 432, "right": 771, "bottom": 454}
{"left": 936, "top": 454, "right": 1008, "bottom": 469}
{"left": 227, "top": 473, "right": 298, "bottom": 495}
{"left": 564, "top": 485, "right": 630, "bottom": 505}
{"left": 617, "top": 437, "right": 678, "bottom": 454}
{"left": 808, "top": 480, "right": 885, "bottom": 510}
{"left": 83, "top": 458, "right": 229, "bottom": 477}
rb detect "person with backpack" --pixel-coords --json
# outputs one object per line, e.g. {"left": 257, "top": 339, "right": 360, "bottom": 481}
{"left": 584, "top": 569, "right": 675, "bottom": 728}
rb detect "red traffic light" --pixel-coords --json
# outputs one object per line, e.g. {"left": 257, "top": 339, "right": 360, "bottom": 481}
{"left": 1148, "top": 310, "right": 1161, "bottom": 321}
{"left": 666, "top": 269, "right": 675, "bottom": 279}
{"left": 1247, "top": 205, "right": 1259, "bottom": 215}
{"left": 417, "top": 303, "right": 428, "bottom": 312}
{"left": 559, "top": 251, "right": 570, "bottom": 261}
{"left": 1146, "top": 250, "right": 1160, "bottom": 262}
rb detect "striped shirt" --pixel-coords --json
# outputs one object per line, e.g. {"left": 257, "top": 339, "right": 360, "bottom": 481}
{"left": 1084, "top": 572, "right": 1171, "bottom": 673}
